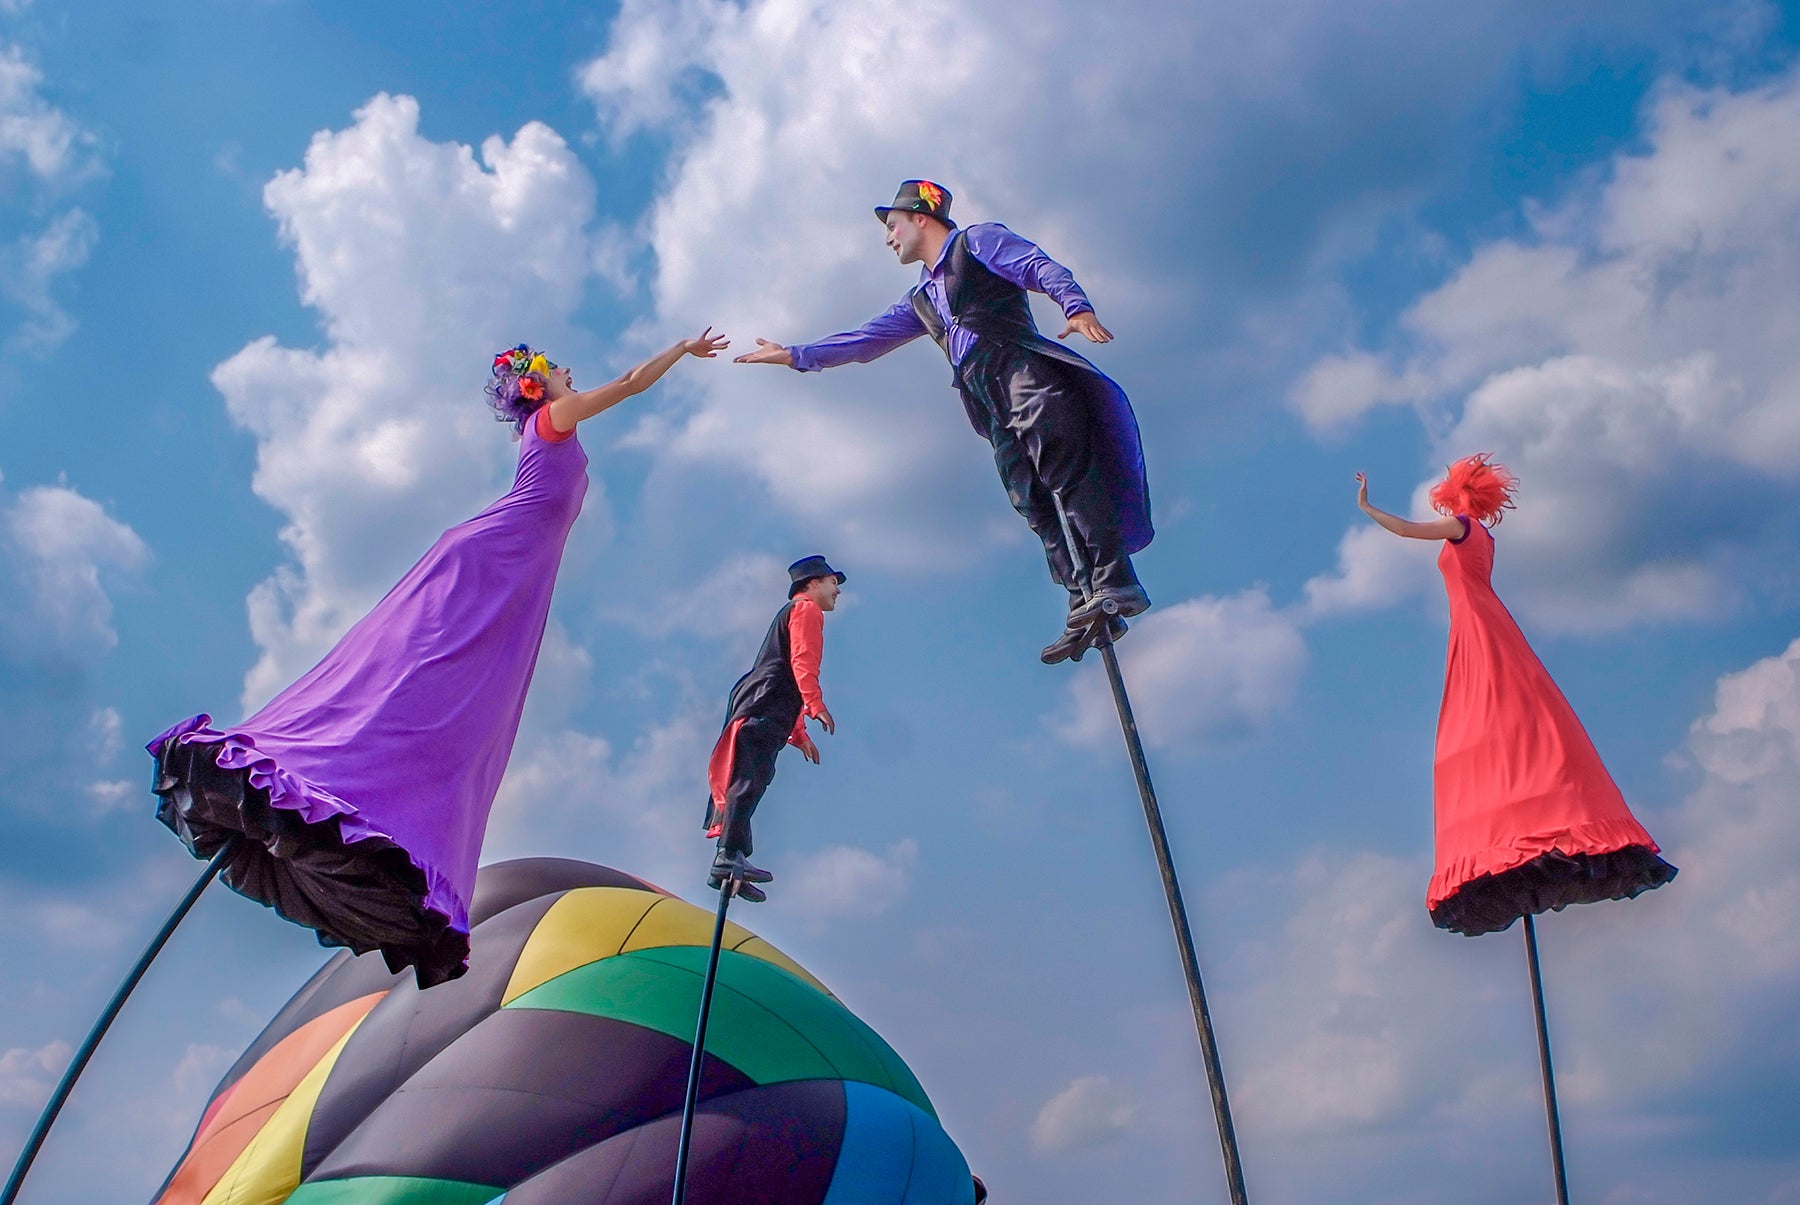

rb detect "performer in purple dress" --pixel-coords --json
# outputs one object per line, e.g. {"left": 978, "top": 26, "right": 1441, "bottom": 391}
{"left": 736, "top": 180, "right": 1153, "bottom": 664}
{"left": 148, "top": 329, "right": 729, "bottom": 987}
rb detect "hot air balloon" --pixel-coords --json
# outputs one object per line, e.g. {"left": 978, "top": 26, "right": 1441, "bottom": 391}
{"left": 153, "top": 858, "right": 979, "bottom": 1205}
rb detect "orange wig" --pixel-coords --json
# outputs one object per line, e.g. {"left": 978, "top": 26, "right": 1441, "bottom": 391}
{"left": 1428, "top": 453, "right": 1518, "bottom": 525}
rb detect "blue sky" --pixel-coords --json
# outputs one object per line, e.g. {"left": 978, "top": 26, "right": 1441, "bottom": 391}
{"left": 5, "top": 0, "right": 1800, "bottom": 1201}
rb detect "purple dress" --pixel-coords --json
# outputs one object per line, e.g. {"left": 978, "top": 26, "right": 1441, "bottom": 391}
{"left": 148, "top": 413, "right": 588, "bottom": 986}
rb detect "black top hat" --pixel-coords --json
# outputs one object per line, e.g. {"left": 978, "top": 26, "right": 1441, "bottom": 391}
{"left": 787, "top": 555, "right": 846, "bottom": 597}
{"left": 874, "top": 179, "right": 955, "bottom": 229}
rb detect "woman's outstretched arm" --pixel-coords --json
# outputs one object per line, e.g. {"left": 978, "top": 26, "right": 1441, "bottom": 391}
{"left": 546, "top": 328, "right": 729, "bottom": 431}
{"left": 1355, "top": 472, "right": 1468, "bottom": 540}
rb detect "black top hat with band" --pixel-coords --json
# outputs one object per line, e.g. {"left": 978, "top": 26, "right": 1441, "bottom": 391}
{"left": 787, "top": 555, "right": 846, "bottom": 597}
{"left": 874, "top": 180, "right": 955, "bottom": 229}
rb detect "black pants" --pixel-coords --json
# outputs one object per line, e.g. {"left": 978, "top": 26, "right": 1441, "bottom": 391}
{"left": 716, "top": 716, "right": 787, "bottom": 858}
{"left": 965, "top": 346, "right": 1140, "bottom": 602}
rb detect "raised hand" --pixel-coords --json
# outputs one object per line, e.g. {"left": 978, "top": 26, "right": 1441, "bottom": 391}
{"left": 684, "top": 327, "right": 730, "bottom": 358}
{"left": 1355, "top": 471, "right": 1370, "bottom": 510}
{"left": 1057, "top": 311, "right": 1113, "bottom": 343}
{"left": 734, "top": 338, "right": 794, "bottom": 366}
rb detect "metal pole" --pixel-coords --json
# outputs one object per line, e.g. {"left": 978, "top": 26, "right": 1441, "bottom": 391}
{"left": 1053, "top": 496, "right": 1250, "bottom": 1205}
{"left": 1523, "top": 915, "right": 1571, "bottom": 1205}
{"left": 671, "top": 873, "right": 736, "bottom": 1205}
{"left": 2, "top": 839, "right": 235, "bottom": 1205}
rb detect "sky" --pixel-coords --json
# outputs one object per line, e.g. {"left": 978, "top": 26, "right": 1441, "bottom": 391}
{"left": 4, "top": 0, "right": 1800, "bottom": 1201}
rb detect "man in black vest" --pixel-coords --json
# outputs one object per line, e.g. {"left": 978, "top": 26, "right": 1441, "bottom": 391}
{"left": 703, "top": 555, "right": 842, "bottom": 901}
{"left": 735, "top": 180, "right": 1153, "bottom": 664}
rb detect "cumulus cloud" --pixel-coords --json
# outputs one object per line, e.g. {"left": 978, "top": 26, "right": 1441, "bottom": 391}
{"left": 609, "top": 550, "right": 790, "bottom": 645}
{"left": 0, "top": 1040, "right": 69, "bottom": 1109}
{"left": 0, "top": 207, "right": 98, "bottom": 351}
{"left": 1030, "top": 1074, "right": 1138, "bottom": 1153}
{"left": 484, "top": 708, "right": 719, "bottom": 890}
{"left": 0, "top": 481, "right": 148, "bottom": 665}
{"left": 1051, "top": 589, "right": 1307, "bottom": 752}
{"left": 578, "top": 0, "right": 1717, "bottom": 579}
{"left": 778, "top": 839, "right": 918, "bottom": 927}
{"left": 0, "top": 39, "right": 103, "bottom": 352}
{"left": 211, "top": 94, "right": 627, "bottom": 708}
{"left": 0, "top": 41, "right": 100, "bottom": 186}
{"left": 1295, "top": 65, "right": 1800, "bottom": 632}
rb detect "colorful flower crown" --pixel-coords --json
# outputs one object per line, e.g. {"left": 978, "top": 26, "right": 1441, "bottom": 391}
{"left": 493, "top": 344, "right": 553, "bottom": 380}
{"left": 486, "top": 344, "right": 557, "bottom": 427}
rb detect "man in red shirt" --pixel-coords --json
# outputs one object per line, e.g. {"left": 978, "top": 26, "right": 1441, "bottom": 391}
{"left": 703, "top": 556, "right": 842, "bottom": 901}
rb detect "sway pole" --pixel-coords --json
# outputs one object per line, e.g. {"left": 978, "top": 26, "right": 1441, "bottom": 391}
{"left": 1053, "top": 495, "right": 1250, "bottom": 1205}
{"left": 671, "top": 868, "right": 737, "bottom": 1205}
{"left": 2, "top": 838, "right": 236, "bottom": 1205}
{"left": 1523, "top": 914, "right": 1572, "bottom": 1205}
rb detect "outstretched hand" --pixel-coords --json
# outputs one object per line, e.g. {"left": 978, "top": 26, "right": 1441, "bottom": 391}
{"left": 683, "top": 327, "right": 730, "bottom": 358}
{"left": 1057, "top": 311, "right": 1113, "bottom": 343}
{"left": 1355, "top": 471, "right": 1370, "bottom": 510}
{"left": 734, "top": 338, "right": 794, "bottom": 366}
{"left": 796, "top": 733, "right": 821, "bottom": 764}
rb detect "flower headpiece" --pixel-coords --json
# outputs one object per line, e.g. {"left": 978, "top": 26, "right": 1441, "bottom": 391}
{"left": 485, "top": 343, "right": 557, "bottom": 430}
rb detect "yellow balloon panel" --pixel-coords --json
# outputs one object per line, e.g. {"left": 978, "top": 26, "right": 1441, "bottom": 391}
{"left": 198, "top": 1020, "right": 366, "bottom": 1205}
{"left": 502, "top": 887, "right": 830, "bottom": 1005}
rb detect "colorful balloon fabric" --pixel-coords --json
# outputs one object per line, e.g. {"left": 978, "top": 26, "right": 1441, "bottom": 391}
{"left": 154, "top": 858, "right": 977, "bottom": 1205}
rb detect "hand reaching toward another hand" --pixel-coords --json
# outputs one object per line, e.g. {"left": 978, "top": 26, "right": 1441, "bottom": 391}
{"left": 734, "top": 338, "right": 794, "bottom": 366}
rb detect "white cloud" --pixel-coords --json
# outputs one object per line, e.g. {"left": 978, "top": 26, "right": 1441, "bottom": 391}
{"left": 1, "top": 207, "right": 99, "bottom": 351}
{"left": 1029, "top": 1074, "right": 1138, "bottom": 1153}
{"left": 581, "top": 0, "right": 1717, "bottom": 579}
{"left": 777, "top": 839, "right": 918, "bottom": 927}
{"left": 610, "top": 551, "right": 789, "bottom": 645}
{"left": 1302, "top": 511, "right": 1442, "bottom": 619}
{"left": 484, "top": 708, "right": 719, "bottom": 891}
{"left": 1225, "top": 634, "right": 1800, "bottom": 1176}
{"left": 1, "top": 39, "right": 103, "bottom": 352}
{"left": 0, "top": 41, "right": 99, "bottom": 186}
{"left": 0, "top": 1040, "right": 69, "bottom": 1109}
{"left": 1295, "top": 65, "right": 1800, "bottom": 632}
{"left": 0, "top": 482, "right": 149, "bottom": 664}
{"left": 211, "top": 94, "right": 626, "bottom": 709}
{"left": 1051, "top": 589, "right": 1307, "bottom": 752}
{"left": 1289, "top": 351, "right": 1432, "bottom": 434}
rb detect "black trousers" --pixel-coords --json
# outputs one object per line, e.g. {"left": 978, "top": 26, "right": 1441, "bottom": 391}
{"left": 716, "top": 716, "right": 787, "bottom": 858}
{"left": 964, "top": 345, "right": 1140, "bottom": 602}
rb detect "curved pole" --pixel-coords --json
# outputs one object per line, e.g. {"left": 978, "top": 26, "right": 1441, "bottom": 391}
{"left": 1053, "top": 495, "right": 1250, "bottom": 1205}
{"left": 671, "top": 872, "right": 736, "bottom": 1205}
{"left": 2, "top": 838, "right": 235, "bottom": 1205}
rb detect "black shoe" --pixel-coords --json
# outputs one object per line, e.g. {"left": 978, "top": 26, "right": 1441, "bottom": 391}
{"left": 709, "top": 850, "right": 773, "bottom": 887}
{"left": 1067, "top": 584, "right": 1151, "bottom": 627}
{"left": 1040, "top": 613, "right": 1128, "bottom": 665}
{"left": 733, "top": 881, "right": 768, "bottom": 903}
{"left": 1041, "top": 623, "right": 1090, "bottom": 665}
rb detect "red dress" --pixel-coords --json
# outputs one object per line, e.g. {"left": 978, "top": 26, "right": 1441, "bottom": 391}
{"left": 1429, "top": 517, "right": 1675, "bottom": 935}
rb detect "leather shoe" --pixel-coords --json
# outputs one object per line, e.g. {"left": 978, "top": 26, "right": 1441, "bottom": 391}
{"left": 1040, "top": 613, "right": 1128, "bottom": 665}
{"left": 709, "top": 850, "right": 773, "bottom": 887}
{"left": 1067, "top": 585, "right": 1151, "bottom": 627}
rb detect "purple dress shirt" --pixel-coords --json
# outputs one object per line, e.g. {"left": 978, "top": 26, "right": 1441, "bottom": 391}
{"left": 789, "top": 223, "right": 1094, "bottom": 372}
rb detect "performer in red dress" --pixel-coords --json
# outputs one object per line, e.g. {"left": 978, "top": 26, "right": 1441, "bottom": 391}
{"left": 703, "top": 556, "right": 842, "bottom": 901}
{"left": 1355, "top": 455, "right": 1676, "bottom": 935}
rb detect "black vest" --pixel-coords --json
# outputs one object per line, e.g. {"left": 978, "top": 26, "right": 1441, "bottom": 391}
{"left": 908, "top": 230, "right": 1041, "bottom": 360}
{"left": 723, "top": 601, "right": 803, "bottom": 730}
{"left": 908, "top": 229, "right": 1105, "bottom": 436}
